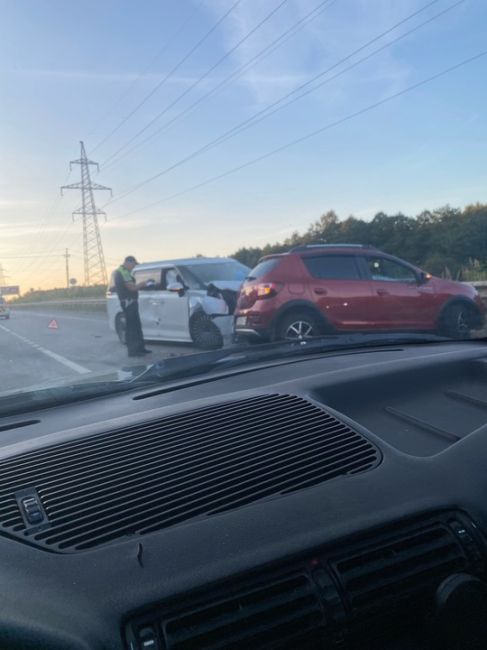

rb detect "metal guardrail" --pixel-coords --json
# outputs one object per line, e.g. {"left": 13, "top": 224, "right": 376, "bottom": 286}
{"left": 11, "top": 299, "right": 106, "bottom": 310}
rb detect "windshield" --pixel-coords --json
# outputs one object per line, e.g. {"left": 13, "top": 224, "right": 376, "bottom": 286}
{"left": 180, "top": 261, "right": 249, "bottom": 286}
{"left": 1, "top": 0, "right": 487, "bottom": 408}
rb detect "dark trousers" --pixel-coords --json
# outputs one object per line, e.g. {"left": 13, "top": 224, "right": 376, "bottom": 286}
{"left": 122, "top": 301, "right": 145, "bottom": 355}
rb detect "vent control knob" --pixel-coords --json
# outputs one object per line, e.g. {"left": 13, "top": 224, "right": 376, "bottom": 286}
{"left": 433, "top": 573, "right": 487, "bottom": 650}
{"left": 136, "top": 626, "right": 159, "bottom": 650}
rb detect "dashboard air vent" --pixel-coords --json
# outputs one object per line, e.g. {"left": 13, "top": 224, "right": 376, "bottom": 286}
{"left": 0, "top": 393, "right": 380, "bottom": 552}
{"left": 160, "top": 573, "right": 325, "bottom": 649}
{"left": 332, "top": 520, "right": 472, "bottom": 616}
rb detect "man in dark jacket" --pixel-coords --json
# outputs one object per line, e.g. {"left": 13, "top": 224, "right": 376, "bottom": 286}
{"left": 113, "top": 256, "right": 152, "bottom": 357}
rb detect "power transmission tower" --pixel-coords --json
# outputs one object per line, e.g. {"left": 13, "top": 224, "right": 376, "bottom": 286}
{"left": 61, "top": 141, "right": 112, "bottom": 286}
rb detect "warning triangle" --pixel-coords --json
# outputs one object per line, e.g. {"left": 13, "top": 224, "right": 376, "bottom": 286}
{"left": 48, "top": 319, "right": 59, "bottom": 330}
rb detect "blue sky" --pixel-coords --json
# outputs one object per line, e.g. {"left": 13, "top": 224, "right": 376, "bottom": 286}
{"left": 1, "top": 0, "right": 486, "bottom": 288}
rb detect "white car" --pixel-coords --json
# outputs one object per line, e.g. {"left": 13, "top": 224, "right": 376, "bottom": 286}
{"left": 107, "top": 257, "right": 250, "bottom": 349}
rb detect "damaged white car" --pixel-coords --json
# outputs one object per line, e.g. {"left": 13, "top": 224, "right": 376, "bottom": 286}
{"left": 107, "top": 257, "right": 250, "bottom": 349}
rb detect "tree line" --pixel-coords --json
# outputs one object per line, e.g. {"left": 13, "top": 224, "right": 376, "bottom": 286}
{"left": 231, "top": 204, "right": 487, "bottom": 280}
{"left": 12, "top": 285, "right": 105, "bottom": 303}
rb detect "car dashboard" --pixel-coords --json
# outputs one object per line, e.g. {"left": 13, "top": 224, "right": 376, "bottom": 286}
{"left": 1, "top": 341, "right": 487, "bottom": 649}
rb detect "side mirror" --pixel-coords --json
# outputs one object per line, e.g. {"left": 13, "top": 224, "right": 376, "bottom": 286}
{"left": 167, "top": 282, "right": 185, "bottom": 296}
{"left": 418, "top": 271, "right": 432, "bottom": 285}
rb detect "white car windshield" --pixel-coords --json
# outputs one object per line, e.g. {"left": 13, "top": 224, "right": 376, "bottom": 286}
{"left": 180, "top": 261, "right": 250, "bottom": 286}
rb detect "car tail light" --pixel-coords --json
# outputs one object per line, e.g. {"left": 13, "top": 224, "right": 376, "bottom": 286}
{"left": 237, "top": 282, "right": 283, "bottom": 309}
{"left": 255, "top": 282, "right": 283, "bottom": 299}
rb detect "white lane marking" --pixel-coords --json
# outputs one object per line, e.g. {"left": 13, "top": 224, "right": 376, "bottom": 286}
{"left": 0, "top": 324, "right": 91, "bottom": 375}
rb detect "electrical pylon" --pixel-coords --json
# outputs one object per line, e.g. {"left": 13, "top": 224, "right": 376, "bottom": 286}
{"left": 61, "top": 141, "right": 112, "bottom": 286}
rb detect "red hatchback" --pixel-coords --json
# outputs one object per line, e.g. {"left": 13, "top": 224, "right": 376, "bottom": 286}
{"left": 234, "top": 245, "right": 486, "bottom": 341}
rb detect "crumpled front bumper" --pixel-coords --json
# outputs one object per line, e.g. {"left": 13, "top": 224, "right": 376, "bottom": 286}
{"left": 190, "top": 294, "right": 236, "bottom": 346}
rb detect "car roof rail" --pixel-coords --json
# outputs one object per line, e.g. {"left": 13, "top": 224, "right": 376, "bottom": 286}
{"left": 289, "top": 243, "right": 376, "bottom": 253}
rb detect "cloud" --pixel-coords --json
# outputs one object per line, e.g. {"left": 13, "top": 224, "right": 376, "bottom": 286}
{"left": 201, "top": 0, "right": 435, "bottom": 108}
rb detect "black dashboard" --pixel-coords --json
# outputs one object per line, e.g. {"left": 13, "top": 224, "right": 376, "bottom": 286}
{"left": 1, "top": 341, "right": 487, "bottom": 649}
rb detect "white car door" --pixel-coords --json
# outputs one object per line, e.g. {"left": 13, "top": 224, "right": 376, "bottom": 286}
{"left": 140, "top": 291, "right": 163, "bottom": 339}
{"left": 134, "top": 268, "right": 162, "bottom": 339}
{"left": 154, "top": 291, "right": 191, "bottom": 341}
{"left": 151, "top": 268, "right": 191, "bottom": 341}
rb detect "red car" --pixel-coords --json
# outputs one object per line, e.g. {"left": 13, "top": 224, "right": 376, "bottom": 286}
{"left": 234, "top": 245, "right": 486, "bottom": 341}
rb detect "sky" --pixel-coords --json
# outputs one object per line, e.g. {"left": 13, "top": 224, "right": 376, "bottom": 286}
{"left": 1, "top": 0, "right": 487, "bottom": 290}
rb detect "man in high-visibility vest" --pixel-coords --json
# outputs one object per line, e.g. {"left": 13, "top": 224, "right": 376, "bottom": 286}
{"left": 113, "top": 256, "right": 152, "bottom": 357}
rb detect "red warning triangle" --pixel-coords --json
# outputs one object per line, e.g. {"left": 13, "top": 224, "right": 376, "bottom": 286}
{"left": 48, "top": 319, "right": 59, "bottom": 330}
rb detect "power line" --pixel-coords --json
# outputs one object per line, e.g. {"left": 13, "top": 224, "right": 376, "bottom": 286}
{"left": 90, "top": 0, "right": 243, "bottom": 155}
{"left": 101, "top": 0, "right": 338, "bottom": 173}
{"left": 85, "top": 2, "right": 204, "bottom": 142}
{"left": 128, "top": 0, "right": 466, "bottom": 185}
{"left": 16, "top": 228, "right": 82, "bottom": 289}
{"left": 14, "top": 169, "right": 74, "bottom": 283}
{"left": 20, "top": 169, "right": 71, "bottom": 260}
{"left": 113, "top": 48, "right": 487, "bottom": 220}
{"left": 99, "top": 0, "right": 290, "bottom": 169}
{"left": 102, "top": 0, "right": 450, "bottom": 208}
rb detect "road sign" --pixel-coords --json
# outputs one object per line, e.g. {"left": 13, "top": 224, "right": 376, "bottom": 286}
{"left": 0, "top": 285, "right": 20, "bottom": 296}
{"left": 48, "top": 319, "right": 59, "bottom": 330}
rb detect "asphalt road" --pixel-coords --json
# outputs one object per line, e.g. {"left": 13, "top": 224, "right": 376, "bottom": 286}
{"left": 0, "top": 308, "right": 195, "bottom": 393}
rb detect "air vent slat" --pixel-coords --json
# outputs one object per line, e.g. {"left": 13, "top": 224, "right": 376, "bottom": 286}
{"left": 163, "top": 574, "right": 325, "bottom": 650}
{"left": 349, "top": 553, "right": 465, "bottom": 602}
{"left": 0, "top": 394, "right": 380, "bottom": 551}
{"left": 333, "top": 521, "right": 470, "bottom": 615}
{"left": 169, "top": 589, "right": 314, "bottom": 642}
{"left": 339, "top": 534, "right": 457, "bottom": 583}
{"left": 171, "top": 606, "right": 322, "bottom": 650}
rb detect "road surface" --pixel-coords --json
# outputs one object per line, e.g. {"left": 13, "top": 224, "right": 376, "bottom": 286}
{"left": 0, "top": 308, "right": 195, "bottom": 393}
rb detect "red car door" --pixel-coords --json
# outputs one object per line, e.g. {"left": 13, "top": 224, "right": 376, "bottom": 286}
{"left": 300, "top": 255, "right": 375, "bottom": 330}
{"left": 363, "top": 255, "right": 435, "bottom": 329}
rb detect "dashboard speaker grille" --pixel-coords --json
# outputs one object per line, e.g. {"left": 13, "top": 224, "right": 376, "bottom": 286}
{"left": 0, "top": 393, "right": 380, "bottom": 552}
